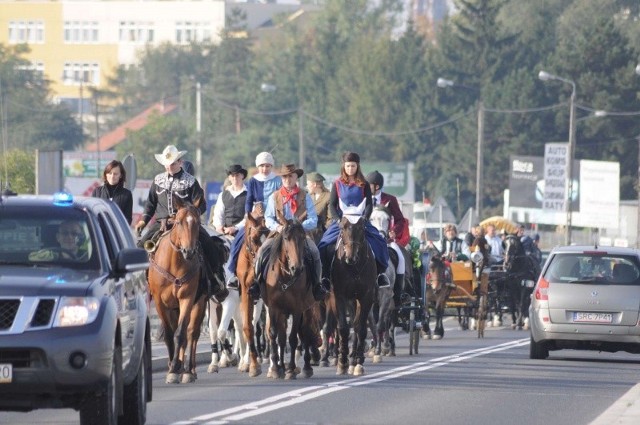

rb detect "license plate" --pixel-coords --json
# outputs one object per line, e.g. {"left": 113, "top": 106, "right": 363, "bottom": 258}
{"left": 0, "top": 364, "right": 12, "bottom": 383}
{"left": 573, "top": 312, "right": 613, "bottom": 323}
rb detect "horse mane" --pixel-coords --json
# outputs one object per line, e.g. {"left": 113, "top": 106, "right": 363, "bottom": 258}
{"left": 268, "top": 231, "right": 284, "bottom": 270}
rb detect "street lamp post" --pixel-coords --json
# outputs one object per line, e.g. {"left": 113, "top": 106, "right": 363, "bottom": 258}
{"left": 437, "top": 78, "right": 483, "bottom": 216}
{"left": 195, "top": 81, "right": 202, "bottom": 183}
{"left": 539, "top": 70, "right": 576, "bottom": 245}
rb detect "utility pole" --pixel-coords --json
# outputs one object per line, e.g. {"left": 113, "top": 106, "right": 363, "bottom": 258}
{"left": 94, "top": 92, "right": 100, "bottom": 177}
{"left": 476, "top": 101, "right": 484, "bottom": 217}
{"left": 196, "top": 81, "right": 202, "bottom": 183}
{"left": 298, "top": 108, "right": 305, "bottom": 170}
{"left": 637, "top": 136, "right": 640, "bottom": 248}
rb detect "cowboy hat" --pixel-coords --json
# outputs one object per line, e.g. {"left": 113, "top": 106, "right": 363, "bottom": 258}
{"left": 226, "top": 164, "right": 248, "bottom": 179}
{"left": 276, "top": 164, "right": 303, "bottom": 178}
{"left": 306, "top": 172, "right": 325, "bottom": 182}
{"left": 154, "top": 145, "right": 187, "bottom": 166}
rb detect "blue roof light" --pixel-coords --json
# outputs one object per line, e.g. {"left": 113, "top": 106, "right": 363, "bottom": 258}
{"left": 53, "top": 191, "right": 74, "bottom": 206}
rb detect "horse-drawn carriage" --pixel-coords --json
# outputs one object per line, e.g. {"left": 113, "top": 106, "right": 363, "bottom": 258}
{"left": 444, "top": 260, "right": 490, "bottom": 337}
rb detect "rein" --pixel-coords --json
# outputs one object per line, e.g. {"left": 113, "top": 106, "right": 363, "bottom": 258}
{"left": 337, "top": 236, "right": 371, "bottom": 280}
{"left": 149, "top": 247, "right": 200, "bottom": 287}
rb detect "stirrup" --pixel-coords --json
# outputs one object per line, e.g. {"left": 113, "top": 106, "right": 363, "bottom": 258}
{"left": 377, "top": 273, "right": 391, "bottom": 288}
{"left": 227, "top": 276, "right": 239, "bottom": 290}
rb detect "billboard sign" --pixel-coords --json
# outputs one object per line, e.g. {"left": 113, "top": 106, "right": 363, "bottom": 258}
{"left": 63, "top": 151, "right": 117, "bottom": 178}
{"left": 543, "top": 143, "right": 569, "bottom": 212}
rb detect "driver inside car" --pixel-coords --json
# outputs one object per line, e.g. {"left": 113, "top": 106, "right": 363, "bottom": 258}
{"left": 29, "top": 220, "right": 89, "bottom": 262}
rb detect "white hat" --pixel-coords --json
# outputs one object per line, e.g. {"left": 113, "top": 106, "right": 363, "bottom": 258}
{"left": 255, "top": 151, "right": 274, "bottom": 167}
{"left": 155, "top": 145, "right": 187, "bottom": 166}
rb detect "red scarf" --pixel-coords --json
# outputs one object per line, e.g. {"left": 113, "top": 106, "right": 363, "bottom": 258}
{"left": 280, "top": 186, "right": 300, "bottom": 214}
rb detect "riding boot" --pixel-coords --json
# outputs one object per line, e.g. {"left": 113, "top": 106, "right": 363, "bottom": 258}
{"left": 319, "top": 243, "right": 334, "bottom": 290}
{"left": 249, "top": 241, "right": 271, "bottom": 301}
{"left": 208, "top": 262, "right": 229, "bottom": 304}
{"left": 393, "top": 274, "right": 404, "bottom": 307}
{"left": 376, "top": 262, "right": 391, "bottom": 288}
{"left": 307, "top": 240, "right": 329, "bottom": 301}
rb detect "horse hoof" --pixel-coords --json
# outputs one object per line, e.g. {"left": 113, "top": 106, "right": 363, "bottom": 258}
{"left": 320, "top": 360, "right": 329, "bottom": 368}
{"left": 367, "top": 348, "right": 375, "bottom": 358}
{"left": 285, "top": 371, "right": 297, "bottom": 380}
{"left": 303, "top": 368, "right": 313, "bottom": 378}
{"left": 249, "top": 365, "right": 262, "bottom": 377}
{"left": 373, "top": 354, "right": 382, "bottom": 363}
{"left": 230, "top": 355, "right": 239, "bottom": 367}
{"left": 353, "top": 364, "right": 365, "bottom": 376}
{"left": 166, "top": 373, "right": 180, "bottom": 384}
{"left": 348, "top": 365, "right": 355, "bottom": 375}
{"left": 336, "top": 366, "right": 348, "bottom": 375}
{"left": 219, "top": 358, "right": 229, "bottom": 368}
{"left": 181, "top": 372, "right": 196, "bottom": 384}
{"left": 511, "top": 324, "right": 517, "bottom": 330}
{"left": 432, "top": 335, "right": 442, "bottom": 340}
{"left": 207, "top": 363, "right": 219, "bottom": 374}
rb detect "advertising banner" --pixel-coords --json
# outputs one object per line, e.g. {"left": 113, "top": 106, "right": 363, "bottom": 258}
{"left": 543, "top": 143, "right": 569, "bottom": 212}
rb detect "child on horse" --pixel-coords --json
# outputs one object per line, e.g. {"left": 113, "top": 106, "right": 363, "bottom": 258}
{"left": 318, "top": 152, "right": 391, "bottom": 288}
{"left": 226, "top": 152, "right": 282, "bottom": 288}
{"left": 366, "top": 169, "right": 409, "bottom": 306}
{"left": 250, "top": 164, "right": 329, "bottom": 302}
{"left": 135, "top": 144, "right": 228, "bottom": 303}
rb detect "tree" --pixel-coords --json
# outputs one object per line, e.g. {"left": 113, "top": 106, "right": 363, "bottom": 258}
{"left": 0, "top": 149, "right": 35, "bottom": 194}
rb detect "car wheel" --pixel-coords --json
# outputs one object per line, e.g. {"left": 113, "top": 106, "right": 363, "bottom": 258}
{"left": 119, "top": 339, "right": 149, "bottom": 425}
{"left": 529, "top": 335, "right": 549, "bottom": 360}
{"left": 80, "top": 345, "right": 122, "bottom": 425}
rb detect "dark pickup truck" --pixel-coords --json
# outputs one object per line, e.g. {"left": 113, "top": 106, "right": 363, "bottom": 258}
{"left": 0, "top": 192, "right": 152, "bottom": 425}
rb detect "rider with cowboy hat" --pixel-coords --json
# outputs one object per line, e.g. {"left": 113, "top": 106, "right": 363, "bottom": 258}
{"left": 250, "top": 164, "right": 329, "bottom": 301}
{"left": 135, "top": 144, "right": 228, "bottom": 303}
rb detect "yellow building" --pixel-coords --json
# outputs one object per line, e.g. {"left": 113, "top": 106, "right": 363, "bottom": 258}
{"left": 0, "top": 0, "right": 227, "bottom": 107}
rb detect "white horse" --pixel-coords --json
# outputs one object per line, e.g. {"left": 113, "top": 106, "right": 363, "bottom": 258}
{"left": 207, "top": 290, "right": 265, "bottom": 373}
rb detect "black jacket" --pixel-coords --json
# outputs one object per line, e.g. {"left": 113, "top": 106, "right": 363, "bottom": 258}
{"left": 91, "top": 184, "right": 133, "bottom": 224}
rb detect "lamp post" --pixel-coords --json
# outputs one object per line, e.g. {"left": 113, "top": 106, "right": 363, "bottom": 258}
{"left": 538, "top": 70, "right": 576, "bottom": 245}
{"left": 195, "top": 81, "right": 202, "bottom": 183}
{"left": 437, "top": 78, "right": 483, "bottom": 216}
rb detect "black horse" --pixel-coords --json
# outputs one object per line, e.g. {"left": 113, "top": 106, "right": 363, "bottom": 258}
{"left": 502, "top": 234, "right": 542, "bottom": 330}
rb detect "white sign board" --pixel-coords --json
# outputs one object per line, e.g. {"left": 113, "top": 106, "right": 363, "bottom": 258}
{"left": 543, "top": 143, "right": 569, "bottom": 212}
{"left": 578, "top": 160, "right": 619, "bottom": 229}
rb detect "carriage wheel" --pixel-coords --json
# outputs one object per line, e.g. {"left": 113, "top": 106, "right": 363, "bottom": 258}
{"left": 408, "top": 308, "right": 415, "bottom": 355}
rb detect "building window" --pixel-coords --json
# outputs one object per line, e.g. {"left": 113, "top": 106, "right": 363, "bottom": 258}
{"left": 175, "top": 21, "right": 211, "bottom": 44}
{"left": 62, "top": 62, "right": 100, "bottom": 86}
{"left": 118, "top": 21, "right": 155, "bottom": 44}
{"left": 8, "top": 20, "right": 45, "bottom": 44}
{"left": 64, "top": 21, "right": 99, "bottom": 43}
{"left": 16, "top": 61, "right": 45, "bottom": 81}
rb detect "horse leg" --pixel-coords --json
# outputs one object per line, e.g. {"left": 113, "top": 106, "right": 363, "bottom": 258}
{"left": 434, "top": 304, "right": 445, "bottom": 339}
{"left": 352, "top": 301, "right": 371, "bottom": 377}
{"left": 240, "top": 291, "right": 261, "bottom": 377}
{"left": 217, "top": 293, "right": 240, "bottom": 368}
{"left": 252, "top": 299, "right": 265, "bottom": 363}
{"left": 336, "top": 321, "right": 350, "bottom": 376}
{"left": 286, "top": 315, "right": 301, "bottom": 380}
{"left": 207, "top": 299, "right": 220, "bottom": 373}
{"left": 166, "top": 299, "right": 192, "bottom": 384}
{"left": 182, "top": 298, "right": 205, "bottom": 383}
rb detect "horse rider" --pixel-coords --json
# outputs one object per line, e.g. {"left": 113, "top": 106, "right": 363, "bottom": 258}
{"left": 366, "top": 169, "right": 409, "bottom": 304}
{"left": 226, "top": 151, "right": 282, "bottom": 287}
{"left": 432, "top": 223, "right": 469, "bottom": 262}
{"left": 134, "top": 144, "right": 228, "bottom": 303}
{"left": 250, "top": 164, "right": 329, "bottom": 302}
{"left": 209, "top": 164, "right": 248, "bottom": 289}
{"left": 318, "top": 151, "right": 391, "bottom": 288}
{"left": 306, "top": 171, "right": 332, "bottom": 245}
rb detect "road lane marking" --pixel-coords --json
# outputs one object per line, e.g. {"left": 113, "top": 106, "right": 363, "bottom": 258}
{"left": 173, "top": 338, "right": 529, "bottom": 424}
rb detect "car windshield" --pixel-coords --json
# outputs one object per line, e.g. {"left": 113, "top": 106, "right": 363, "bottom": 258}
{"left": 0, "top": 208, "right": 98, "bottom": 270}
{"left": 546, "top": 253, "right": 640, "bottom": 284}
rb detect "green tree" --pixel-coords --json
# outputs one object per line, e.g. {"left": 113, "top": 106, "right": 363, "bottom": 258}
{"left": 0, "top": 149, "right": 35, "bottom": 194}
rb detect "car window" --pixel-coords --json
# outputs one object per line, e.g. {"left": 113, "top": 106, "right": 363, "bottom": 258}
{"left": 0, "top": 209, "right": 98, "bottom": 270}
{"left": 545, "top": 253, "right": 639, "bottom": 284}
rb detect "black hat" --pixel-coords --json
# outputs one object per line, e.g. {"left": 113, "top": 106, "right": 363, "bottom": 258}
{"left": 366, "top": 170, "right": 384, "bottom": 187}
{"left": 342, "top": 152, "right": 360, "bottom": 163}
{"left": 226, "top": 164, "right": 248, "bottom": 179}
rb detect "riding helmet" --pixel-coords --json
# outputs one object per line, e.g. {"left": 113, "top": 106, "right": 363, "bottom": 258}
{"left": 366, "top": 170, "right": 384, "bottom": 188}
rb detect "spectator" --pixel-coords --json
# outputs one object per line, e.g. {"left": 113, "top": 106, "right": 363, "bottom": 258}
{"left": 91, "top": 160, "right": 133, "bottom": 225}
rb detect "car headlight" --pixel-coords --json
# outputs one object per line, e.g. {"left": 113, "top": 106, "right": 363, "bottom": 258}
{"left": 54, "top": 297, "right": 100, "bottom": 327}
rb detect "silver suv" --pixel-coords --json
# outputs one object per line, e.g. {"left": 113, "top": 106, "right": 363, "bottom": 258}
{"left": 529, "top": 245, "right": 640, "bottom": 359}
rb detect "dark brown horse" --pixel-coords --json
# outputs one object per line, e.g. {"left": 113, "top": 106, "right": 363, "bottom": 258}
{"left": 147, "top": 195, "right": 206, "bottom": 384}
{"left": 237, "top": 213, "right": 269, "bottom": 377}
{"left": 262, "top": 212, "right": 318, "bottom": 379}
{"left": 424, "top": 249, "right": 455, "bottom": 340}
{"left": 327, "top": 215, "right": 377, "bottom": 376}
{"left": 503, "top": 234, "right": 541, "bottom": 330}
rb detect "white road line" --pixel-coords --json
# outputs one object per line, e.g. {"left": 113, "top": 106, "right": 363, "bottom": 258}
{"left": 173, "top": 338, "right": 529, "bottom": 424}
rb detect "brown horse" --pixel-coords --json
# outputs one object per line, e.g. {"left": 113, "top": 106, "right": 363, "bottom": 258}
{"left": 147, "top": 195, "right": 206, "bottom": 384}
{"left": 327, "top": 215, "right": 377, "bottom": 376}
{"left": 262, "top": 212, "right": 318, "bottom": 379}
{"left": 424, "top": 248, "right": 455, "bottom": 340}
{"left": 237, "top": 212, "right": 269, "bottom": 377}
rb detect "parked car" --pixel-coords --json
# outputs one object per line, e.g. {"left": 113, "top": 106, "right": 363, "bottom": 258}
{"left": 0, "top": 192, "right": 152, "bottom": 425}
{"left": 529, "top": 245, "right": 640, "bottom": 360}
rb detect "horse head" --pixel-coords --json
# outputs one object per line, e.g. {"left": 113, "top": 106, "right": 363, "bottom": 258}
{"left": 245, "top": 213, "right": 269, "bottom": 256}
{"left": 503, "top": 234, "right": 522, "bottom": 273}
{"left": 272, "top": 209, "right": 306, "bottom": 277}
{"left": 428, "top": 252, "right": 451, "bottom": 291}
{"left": 170, "top": 195, "right": 201, "bottom": 261}
{"left": 338, "top": 215, "right": 366, "bottom": 266}
{"left": 369, "top": 205, "right": 391, "bottom": 238}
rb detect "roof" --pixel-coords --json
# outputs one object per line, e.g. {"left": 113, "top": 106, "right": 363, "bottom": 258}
{"left": 85, "top": 101, "right": 177, "bottom": 152}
